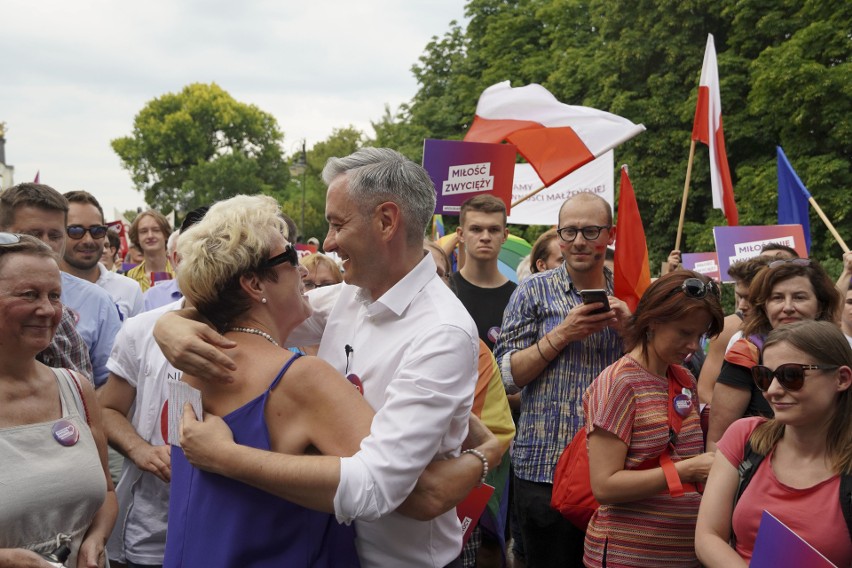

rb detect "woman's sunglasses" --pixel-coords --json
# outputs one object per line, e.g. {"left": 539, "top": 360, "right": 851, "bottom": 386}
{"left": 751, "top": 363, "right": 838, "bottom": 392}
{"left": 260, "top": 245, "right": 299, "bottom": 269}
{"left": 666, "top": 277, "right": 720, "bottom": 300}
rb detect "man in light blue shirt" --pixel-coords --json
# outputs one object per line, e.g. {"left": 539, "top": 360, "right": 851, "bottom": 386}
{"left": 0, "top": 183, "right": 121, "bottom": 386}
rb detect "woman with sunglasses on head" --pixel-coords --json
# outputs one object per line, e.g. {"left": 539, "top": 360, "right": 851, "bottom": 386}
{"left": 0, "top": 233, "right": 117, "bottom": 567}
{"left": 696, "top": 320, "right": 852, "bottom": 567}
{"left": 707, "top": 258, "right": 841, "bottom": 450}
{"left": 583, "top": 271, "right": 724, "bottom": 567}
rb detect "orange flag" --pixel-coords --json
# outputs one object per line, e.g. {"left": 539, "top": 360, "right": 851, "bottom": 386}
{"left": 613, "top": 166, "right": 651, "bottom": 312}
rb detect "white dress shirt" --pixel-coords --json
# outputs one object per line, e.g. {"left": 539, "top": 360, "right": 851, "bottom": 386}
{"left": 97, "top": 263, "right": 145, "bottom": 322}
{"left": 288, "top": 254, "right": 478, "bottom": 567}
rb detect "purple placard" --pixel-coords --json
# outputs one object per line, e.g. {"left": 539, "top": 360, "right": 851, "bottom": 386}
{"left": 751, "top": 510, "right": 837, "bottom": 567}
{"left": 681, "top": 252, "right": 721, "bottom": 281}
{"left": 712, "top": 225, "right": 807, "bottom": 283}
{"left": 423, "top": 139, "right": 517, "bottom": 216}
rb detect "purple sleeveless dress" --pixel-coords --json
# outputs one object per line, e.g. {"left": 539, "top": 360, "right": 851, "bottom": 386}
{"left": 164, "top": 354, "right": 360, "bottom": 567}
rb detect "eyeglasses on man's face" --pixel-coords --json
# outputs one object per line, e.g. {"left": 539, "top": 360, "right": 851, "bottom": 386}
{"left": 556, "top": 225, "right": 611, "bottom": 243}
{"left": 67, "top": 224, "right": 108, "bottom": 240}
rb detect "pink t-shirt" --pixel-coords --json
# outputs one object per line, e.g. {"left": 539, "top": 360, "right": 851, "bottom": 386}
{"left": 718, "top": 417, "right": 852, "bottom": 567}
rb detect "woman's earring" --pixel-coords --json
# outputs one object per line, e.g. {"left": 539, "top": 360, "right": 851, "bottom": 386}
{"left": 261, "top": 297, "right": 268, "bottom": 304}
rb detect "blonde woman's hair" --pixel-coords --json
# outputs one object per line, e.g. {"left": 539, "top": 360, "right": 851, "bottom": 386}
{"left": 751, "top": 320, "right": 852, "bottom": 474}
{"left": 177, "top": 195, "right": 290, "bottom": 331}
{"left": 300, "top": 253, "right": 342, "bottom": 284}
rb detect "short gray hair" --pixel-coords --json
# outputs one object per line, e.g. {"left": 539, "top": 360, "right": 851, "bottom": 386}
{"left": 322, "top": 148, "right": 436, "bottom": 244}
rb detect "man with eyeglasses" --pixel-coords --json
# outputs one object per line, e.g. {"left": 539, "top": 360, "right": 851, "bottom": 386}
{"left": 494, "top": 192, "right": 630, "bottom": 568}
{"left": 0, "top": 183, "right": 121, "bottom": 388}
{"left": 62, "top": 191, "right": 143, "bottom": 322}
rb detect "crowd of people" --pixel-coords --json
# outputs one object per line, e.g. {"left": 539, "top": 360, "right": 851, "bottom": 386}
{"left": 0, "top": 147, "right": 850, "bottom": 568}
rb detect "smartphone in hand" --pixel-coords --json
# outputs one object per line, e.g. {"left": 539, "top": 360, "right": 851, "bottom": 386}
{"left": 580, "top": 289, "right": 610, "bottom": 315}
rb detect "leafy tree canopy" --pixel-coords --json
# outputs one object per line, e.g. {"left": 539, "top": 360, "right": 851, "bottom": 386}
{"left": 112, "top": 83, "right": 289, "bottom": 215}
{"left": 374, "top": 0, "right": 850, "bottom": 273}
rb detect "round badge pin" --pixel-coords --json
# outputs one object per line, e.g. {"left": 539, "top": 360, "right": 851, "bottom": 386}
{"left": 487, "top": 327, "right": 501, "bottom": 344}
{"left": 52, "top": 419, "right": 80, "bottom": 446}
{"left": 672, "top": 394, "right": 693, "bottom": 417}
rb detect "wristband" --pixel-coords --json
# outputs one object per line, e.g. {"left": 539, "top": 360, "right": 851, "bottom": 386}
{"left": 462, "top": 448, "right": 489, "bottom": 486}
{"left": 544, "top": 333, "right": 559, "bottom": 353}
{"left": 535, "top": 341, "right": 551, "bottom": 363}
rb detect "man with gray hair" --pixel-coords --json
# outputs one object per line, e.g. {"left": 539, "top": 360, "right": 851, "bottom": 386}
{"left": 155, "top": 148, "right": 499, "bottom": 567}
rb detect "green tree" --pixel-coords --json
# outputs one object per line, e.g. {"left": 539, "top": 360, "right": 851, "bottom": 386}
{"left": 378, "top": 0, "right": 851, "bottom": 274}
{"left": 112, "top": 83, "right": 289, "bottom": 215}
{"left": 284, "top": 126, "right": 368, "bottom": 242}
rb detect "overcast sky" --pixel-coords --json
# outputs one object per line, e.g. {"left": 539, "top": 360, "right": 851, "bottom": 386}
{"left": 1, "top": 0, "right": 467, "bottom": 217}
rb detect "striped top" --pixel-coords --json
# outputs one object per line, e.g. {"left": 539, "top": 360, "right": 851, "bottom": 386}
{"left": 494, "top": 264, "right": 622, "bottom": 483}
{"left": 583, "top": 355, "right": 704, "bottom": 567}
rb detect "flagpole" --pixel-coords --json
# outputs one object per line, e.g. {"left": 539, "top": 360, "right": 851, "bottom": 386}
{"left": 675, "top": 139, "right": 697, "bottom": 251}
{"left": 511, "top": 184, "right": 547, "bottom": 208}
{"left": 808, "top": 197, "right": 850, "bottom": 253}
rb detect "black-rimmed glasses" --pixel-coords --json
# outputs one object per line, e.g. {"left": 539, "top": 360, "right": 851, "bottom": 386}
{"left": 67, "top": 225, "right": 108, "bottom": 240}
{"left": 556, "top": 225, "right": 611, "bottom": 243}
{"left": 752, "top": 363, "right": 838, "bottom": 392}
{"left": 768, "top": 258, "right": 811, "bottom": 269}
{"left": 260, "top": 245, "right": 299, "bottom": 269}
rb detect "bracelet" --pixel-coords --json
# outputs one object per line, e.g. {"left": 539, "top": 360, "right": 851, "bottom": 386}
{"left": 544, "top": 333, "right": 559, "bottom": 353}
{"left": 535, "top": 340, "right": 551, "bottom": 363}
{"left": 462, "top": 448, "right": 489, "bottom": 486}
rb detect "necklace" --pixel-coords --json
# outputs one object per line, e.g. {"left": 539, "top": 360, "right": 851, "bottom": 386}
{"left": 228, "top": 327, "right": 280, "bottom": 347}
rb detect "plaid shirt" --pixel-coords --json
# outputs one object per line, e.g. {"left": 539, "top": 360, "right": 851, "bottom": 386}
{"left": 494, "top": 264, "right": 622, "bottom": 483}
{"left": 37, "top": 306, "right": 94, "bottom": 384}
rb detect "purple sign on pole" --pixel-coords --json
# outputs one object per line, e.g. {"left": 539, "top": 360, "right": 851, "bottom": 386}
{"left": 423, "top": 139, "right": 517, "bottom": 216}
{"left": 681, "top": 252, "right": 720, "bottom": 281}
{"left": 713, "top": 225, "right": 807, "bottom": 283}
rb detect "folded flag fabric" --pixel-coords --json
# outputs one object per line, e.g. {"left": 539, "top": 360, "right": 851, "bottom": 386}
{"left": 776, "top": 146, "right": 812, "bottom": 253}
{"left": 613, "top": 166, "right": 650, "bottom": 312}
{"left": 692, "top": 34, "right": 738, "bottom": 226}
{"left": 464, "top": 81, "right": 645, "bottom": 186}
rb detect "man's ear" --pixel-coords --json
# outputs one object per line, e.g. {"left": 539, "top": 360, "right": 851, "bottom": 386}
{"left": 375, "top": 201, "right": 402, "bottom": 242}
{"left": 607, "top": 224, "right": 617, "bottom": 246}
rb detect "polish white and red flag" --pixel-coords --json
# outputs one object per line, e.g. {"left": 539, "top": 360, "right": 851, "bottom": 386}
{"left": 464, "top": 81, "right": 645, "bottom": 186}
{"left": 692, "top": 34, "right": 738, "bottom": 226}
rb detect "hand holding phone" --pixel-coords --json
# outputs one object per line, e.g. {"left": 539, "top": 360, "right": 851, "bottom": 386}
{"left": 580, "top": 289, "right": 610, "bottom": 315}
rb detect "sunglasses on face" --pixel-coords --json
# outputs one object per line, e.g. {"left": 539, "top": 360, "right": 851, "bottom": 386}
{"left": 0, "top": 232, "right": 21, "bottom": 246}
{"left": 751, "top": 363, "right": 839, "bottom": 392}
{"left": 555, "top": 225, "right": 610, "bottom": 243}
{"left": 768, "top": 258, "right": 811, "bottom": 269}
{"left": 67, "top": 225, "right": 108, "bottom": 240}
{"left": 260, "top": 245, "right": 299, "bottom": 269}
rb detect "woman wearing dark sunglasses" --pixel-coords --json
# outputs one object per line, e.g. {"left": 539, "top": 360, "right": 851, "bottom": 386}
{"left": 162, "top": 194, "right": 364, "bottom": 567}
{"left": 164, "top": 195, "right": 498, "bottom": 567}
{"left": 707, "top": 258, "right": 841, "bottom": 450}
{"left": 582, "top": 271, "right": 724, "bottom": 567}
{"left": 696, "top": 320, "right": 852, "bottom": 566}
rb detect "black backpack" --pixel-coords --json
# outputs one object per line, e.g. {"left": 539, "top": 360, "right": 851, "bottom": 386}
{"left": 734, "top": 438, "right": 852, "bottom": 544}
